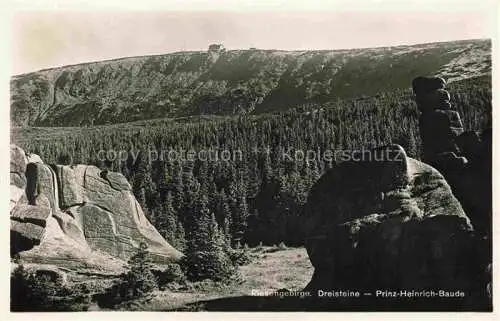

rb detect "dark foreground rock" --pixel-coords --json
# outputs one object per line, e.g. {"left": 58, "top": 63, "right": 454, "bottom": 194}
{"left": 301, "top": 145, "right": 491, "bottom": 311}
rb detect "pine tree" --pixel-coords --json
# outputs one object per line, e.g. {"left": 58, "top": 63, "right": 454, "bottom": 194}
{"left": 170, "top": 161, "right": 184, "bottom": 212}
{"left": 182, "top": 195, "right": 235, "bottom": 281}
{"left": 180, "top": 163, "right": 200, "bottom": 232}
{"left": 223, "top": 216, "right": 232, "bottom": 246}
{"left": 175, "top": 221, "right": 186, "bottom": 251}
{"left": 124, "top": 242, "right": 158, "bottom": 298}
{"left": 132, "top": 149, "right": 151, "bottom": 215}
{"left": 158, "top": 192, "right": 178, "bottom": 246}
{"left": 232, "top": 194, "right": 250, "bottom": 245}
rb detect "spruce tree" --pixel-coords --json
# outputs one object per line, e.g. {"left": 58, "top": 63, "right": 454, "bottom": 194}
{"left": 182, "top": 195, "right": 235, "bottom": 281}
{"left": 124, "top": 242, "right": 158, "bottom": 298}
{"left": 158, "top": 192, "right": 178, "bottom": 247}
{"left": 232, "top": 194, "right": 249, "bottom": 245}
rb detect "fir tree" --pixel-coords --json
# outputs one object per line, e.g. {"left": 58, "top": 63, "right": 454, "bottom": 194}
{"left": 182, "top": 195, "right": 235, "bottom": 281}
{"left": 158, "top": 192, "right": 178, "bottom": 246}
{"left": 123, "top": 242, "right": 158, "bottom": 298}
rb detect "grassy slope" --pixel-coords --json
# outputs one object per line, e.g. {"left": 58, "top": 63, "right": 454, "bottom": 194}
{"left": 97, "top": 246, "right": 313, "bottom": 311}
{"left": 11, "top": 39, "right": 490, "bottom": 126}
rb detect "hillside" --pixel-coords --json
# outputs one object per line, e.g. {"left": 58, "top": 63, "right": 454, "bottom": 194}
{"left": 11, "top": 39, "right": 491, "bottom": 126}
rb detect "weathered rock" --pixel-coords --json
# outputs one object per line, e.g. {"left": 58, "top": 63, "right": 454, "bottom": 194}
{"left": 11, "top": 172, "right": 26, "bottom": 189}
{"left": 55, "top": 165, "right": 85, "bottom": 208}
{"left": 104, "top": 171, "right": 132, "bottom": 191}
{"left": 412, "top": 76, "right": 491, "bottom": 310}
{"left": 25, "top": 163, "right": 59, "bottom": 212}
{"left": 456, "top": 131, "right": 481, "bottom": 162}
{"left": 11, "top": 184, "right": 25, "bottom": 210}
{"left": 414, "top": 76, "right": 492, "bottom": 239}
{"left": 26, "top": 153, "right": 44, "bottom": 164}
{"left": 303, "top": 145, "right": 481, "bottom": 300}
{"left": 415, "top": 88, "right": 451, "bottom": 113}
{"left": 55, "top": 165, "right": 181, "bottom": 261}
{"left": 11, "top": 221, "right": 46, "bottom": 254}
{"left": 10, "top": 145, "right": 28, "bottom": 177}
{"left": 414, "top": 76, "right": 466, "bottom": 168}
{"left": 419, "top": 112, "right": 462, "bottom": 163}
{"left": 10, "top": 200, "right": 52, "bottom": 255}
{"left": 17, "top": 216, "right": 126, "bottom": 274}
{"left": 10, "top": 146, "right": 28, "bottom": 212}
{"left": 412, "top": 76, "right": 446, "bottom": 94}
{"left": 438, "top": 110, "right": 464, "bottom": 130}
{"left": 52, "top": 211, "right": 87, "bottom": 245}
{"left": 11, "top": 204, "right": 52, "bottom": 226}
{"left": 10, "top": 145, "right": 182, "bottom": 273}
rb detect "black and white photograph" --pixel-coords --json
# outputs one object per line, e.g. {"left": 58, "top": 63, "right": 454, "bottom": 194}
{"left": 5, "top": 0, "right": 497, "bottom": 315}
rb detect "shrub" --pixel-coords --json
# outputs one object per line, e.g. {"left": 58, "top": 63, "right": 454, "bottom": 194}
{"left": 10, "top": 264, "right": 91, "bottom": 311}
{"left": 96, "top": 243, "right": 158, "bottom": 308}
{"left": 181, "top": 196, "right": 237, "bottom": 281}
{"left": 153, "top": 263, "right": 186, "bottom": 290}
{"left": 125, "top": 243, "right": 158, "bottom": 296}
{"left": 57, "top": 153, "right": 73, "bottom": 165}
{"left": 228, "top": 247, "right": 251, "bottom": 266}
{"left": 181, "top": 248, "right": 235, "bottom": 282}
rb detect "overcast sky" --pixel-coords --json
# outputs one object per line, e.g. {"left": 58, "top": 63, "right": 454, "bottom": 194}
{"left": 10, "top": 0, "right": 497, "bottom": 75}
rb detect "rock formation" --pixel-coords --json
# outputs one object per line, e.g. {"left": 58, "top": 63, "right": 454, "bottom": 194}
{"left": 413, "top": 76, "right": 492, "bottom": 239}
{"left": 10, "top": 145, "right": 182, "bottom": 273}
{"left": 303, "top": 144, "right": 490, "bottom": 310}
{"left": 301, "top": 77, "right": 491, "bottom": 310}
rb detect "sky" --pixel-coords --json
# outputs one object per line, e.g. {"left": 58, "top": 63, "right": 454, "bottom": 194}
{"left": 8, "top": 0, "right": 498, "bottom": 75}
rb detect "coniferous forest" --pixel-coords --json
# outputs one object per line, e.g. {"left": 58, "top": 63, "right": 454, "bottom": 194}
{"left": 12, "top": 75, "right": 491, "bottom": 251}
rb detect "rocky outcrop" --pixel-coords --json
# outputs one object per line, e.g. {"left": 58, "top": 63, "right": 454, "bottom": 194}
{"left": 10, "top": 146, "right": 57, "bottom": 253}
{"left": 303, "top": 145, "right": 490, "bottom": 309}
{"left": 300, "top": 77, "right": 491, "bottom": 310}
{"left": 10, "top": 145, "right": 182, "bottom": 273}
{"left": 413, "top": 76, "right": 464, "bottom": 166}
{"left": 414, "top": 76, "right": 491, "bottom": 238}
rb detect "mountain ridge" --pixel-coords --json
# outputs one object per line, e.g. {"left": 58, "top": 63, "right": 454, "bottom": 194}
{"left": 14, "top": 38, "right": 489, "bottom": 77}
{"left": 11, "top": 39, "right": 491, "bottom": 127}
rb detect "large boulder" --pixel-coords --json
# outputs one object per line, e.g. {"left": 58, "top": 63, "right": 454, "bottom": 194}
{"left": 303, "top": 145, "right": 489, "bottom": 309}
{"left": 10, "top": 145, "right": 182, "bottom": 274}
{"left": 52, "top": 164, "right": 180, "bottom": 261}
